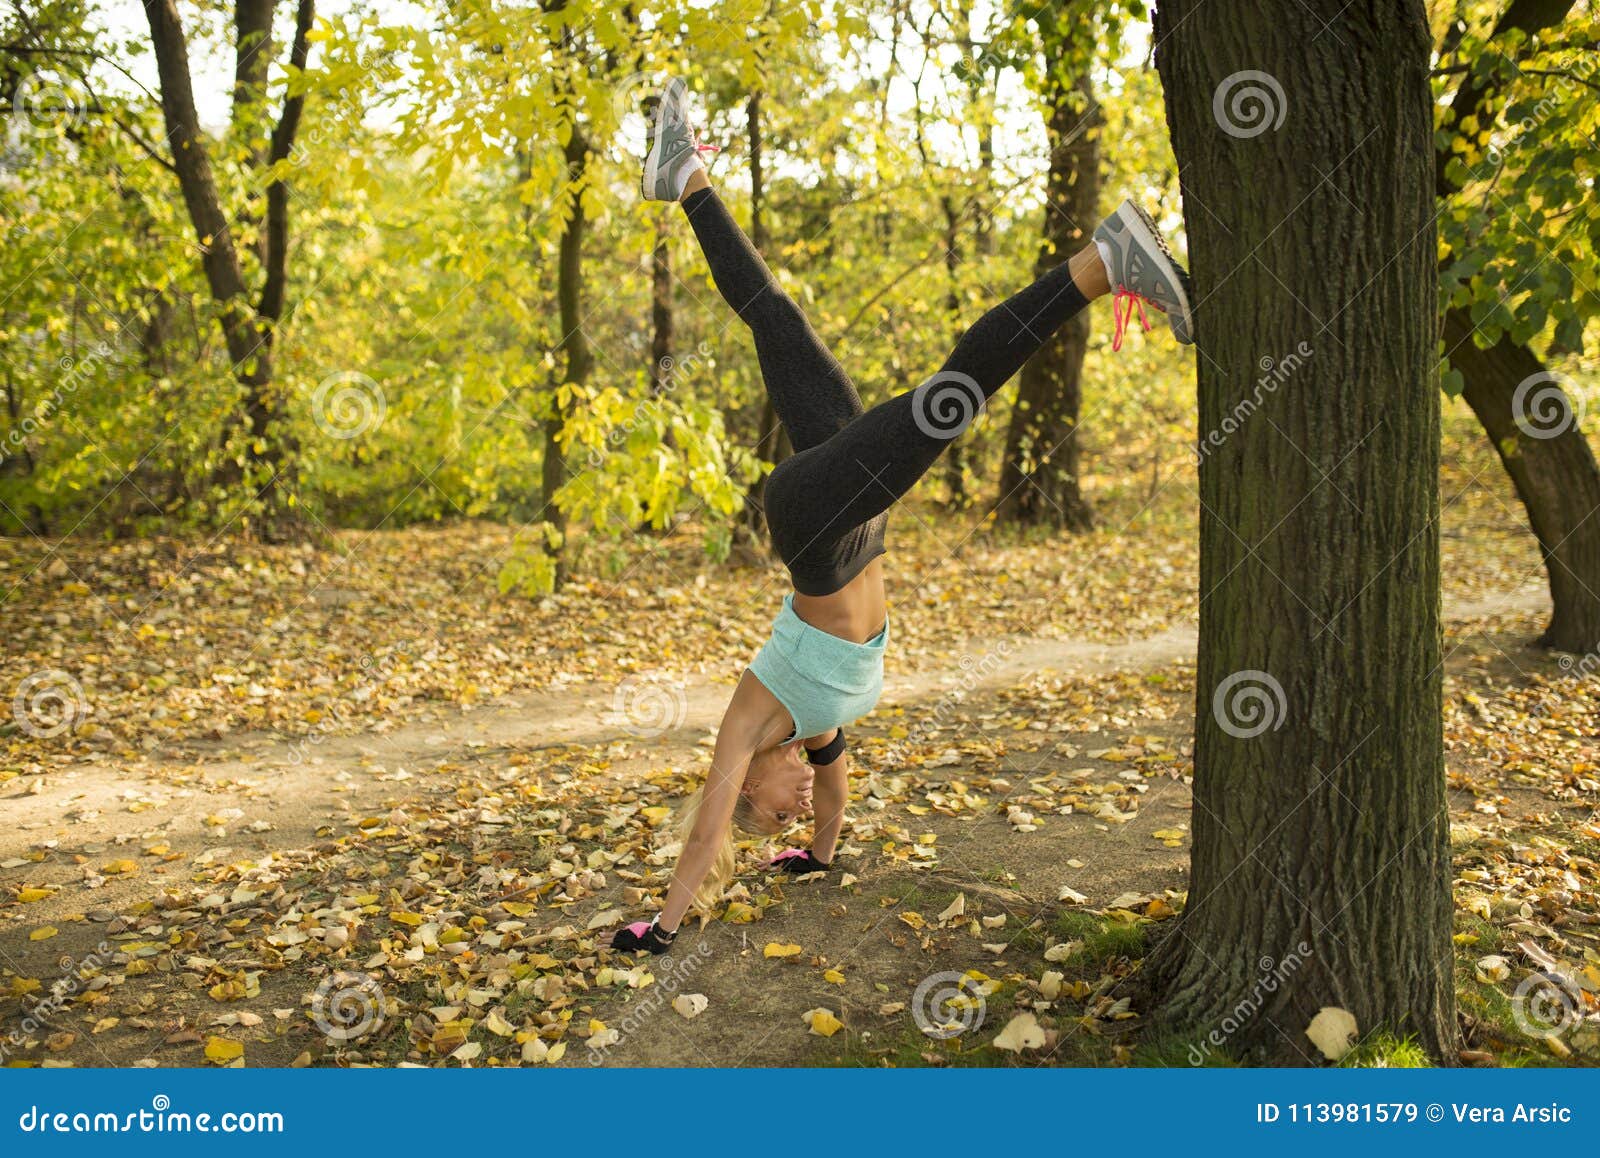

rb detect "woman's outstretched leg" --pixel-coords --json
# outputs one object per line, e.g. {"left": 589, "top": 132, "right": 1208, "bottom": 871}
{"left": 765, "top": 199, "right": 1193, "bottom": 555}
{"left": 643, "top": 80, "right": 862, "bottom": 452}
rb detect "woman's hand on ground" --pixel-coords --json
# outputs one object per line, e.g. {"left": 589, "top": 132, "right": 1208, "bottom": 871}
{"left": 768, "top": 848, "right": 831, "bottom": 874}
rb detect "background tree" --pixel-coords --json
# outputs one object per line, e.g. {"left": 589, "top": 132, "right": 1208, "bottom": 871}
{"left": 1434, "top": 0, "right": 1600, "bottom": 653}
{"left": 1143, "top": 0, "right": 1455, "bottom": 1062}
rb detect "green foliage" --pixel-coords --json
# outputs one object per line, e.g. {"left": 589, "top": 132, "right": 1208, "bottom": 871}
{"left": 1434, "top": 11, "right": 1600, "bottom": 359}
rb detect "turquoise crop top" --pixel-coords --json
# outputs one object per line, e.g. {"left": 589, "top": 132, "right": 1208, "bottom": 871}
{"left": 747, "top": 594, "right": 888, "bottom": 741}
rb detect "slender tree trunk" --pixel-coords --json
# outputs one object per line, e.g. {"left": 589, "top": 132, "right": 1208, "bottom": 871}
{"left": 743, "top": 90, "right": 788, "bottom": 539}
{"left": 142, "top": 0, "right": 312, "bottom": 538}
{"left": 547, "top": 127, "right": 591, "bottom": 589}
{"left": 1433, "top": 0, "right": 1600, "bottom": 651}
{"left": 997, "top": 72, "right": 1097, "bottom": 529}
{"left": 650, "top": 216, "right": 673, "bottom": 395}
{"left": 938, "top": 195, "right": 970, "bottom": 508}
{"left": 1142, "top": 0, "right": 1454, "bottom": 1064}
{"left": 1444, "top": 308, "right": 1600, "bottom": 652}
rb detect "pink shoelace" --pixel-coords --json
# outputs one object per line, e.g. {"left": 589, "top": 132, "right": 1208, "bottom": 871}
{"left": 1111, "top": 286, "right": 1165, "bottom": 352}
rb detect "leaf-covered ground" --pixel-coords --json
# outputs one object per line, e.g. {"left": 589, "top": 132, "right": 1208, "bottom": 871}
{"left": 1, "top": 435, "right": 1596, "bottom": 1068}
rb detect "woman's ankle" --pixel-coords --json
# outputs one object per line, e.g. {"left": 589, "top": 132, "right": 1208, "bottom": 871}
{"left": 1069, "top": 242, "right": 1112, "bottom": 300}
{"left": 679, "top": 167, "right": 711, "bottom": 201}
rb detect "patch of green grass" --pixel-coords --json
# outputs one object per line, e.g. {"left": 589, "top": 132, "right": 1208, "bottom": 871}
{"left": 1339, "top": 1033, "right": 1432, "bottom": 1068}
{"left": 1046, "top": 911, "right": 1147, "bottom": 968}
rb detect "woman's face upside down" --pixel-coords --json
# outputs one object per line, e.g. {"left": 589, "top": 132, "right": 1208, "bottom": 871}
{"left": 739, "top": 741, "right": 815, "bottom": 834}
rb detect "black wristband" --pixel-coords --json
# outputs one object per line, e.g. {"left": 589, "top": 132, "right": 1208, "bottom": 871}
{"left": 805, "top": 727, "right": 846, "bottom": 765}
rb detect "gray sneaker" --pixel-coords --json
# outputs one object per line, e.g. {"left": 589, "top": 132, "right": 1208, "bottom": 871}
{"left": 1093, "top": 199, "right": 1195, "bottom": 346}
{"left": 642, "top": 78, "right": 712, "bottom": 202}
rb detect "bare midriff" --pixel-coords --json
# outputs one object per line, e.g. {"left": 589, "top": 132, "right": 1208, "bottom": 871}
{"left": 790, "top": 556, "right": 888, "bottom": 644}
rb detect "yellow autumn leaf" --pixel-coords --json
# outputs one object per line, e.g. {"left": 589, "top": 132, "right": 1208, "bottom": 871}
{"left": 389, "top": 911, "right": 422, "bottom": 927}
{"left": 17, "top": 887, "right": 54, "bottom": 903}
{"left": 204, "top": 1037, "right": 244, "bottom": 1063}
{"left": 29, "top": 926, "right": 58, "bottom": 941}
{"left": 722, "top": 902, "right": 757, "bottom": 924}
{"left": 803, "top": 1007, "right": 842, "bottom": 1037}
{"left": 764, "top": 942, "right": 802, "bottom": 959}
{"left": 101, "top": 859, "right": 138, "bottom": 875}
{"left": 822, "top": 969, "right": 846, "bottom": 984}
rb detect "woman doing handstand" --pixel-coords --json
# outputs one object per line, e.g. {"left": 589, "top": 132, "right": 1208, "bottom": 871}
{"left": 610, "top": 79, "right": 1193, "bottom": 954}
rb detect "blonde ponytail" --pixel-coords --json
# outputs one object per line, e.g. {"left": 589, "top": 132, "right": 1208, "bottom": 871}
{"left": 673, "top": 788, "right": 764, "bottom": 911}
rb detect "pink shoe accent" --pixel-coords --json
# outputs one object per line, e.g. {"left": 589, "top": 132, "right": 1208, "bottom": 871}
{"left": 624, "top": 921, "right": 652, "bottom": 937}
{"left": 1111, "top": 286, "right": 1162, "bottom": 352}
{"left": 768, "top": 849, "right": 807, "bottom": 866}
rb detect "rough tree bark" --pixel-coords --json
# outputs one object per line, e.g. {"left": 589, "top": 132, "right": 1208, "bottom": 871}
{"left": 996, "top": 71, "right": 1097, "bottom": 530}
{"left": 649, "top": 216, "right": 673, "bottom": 396}
{"left": 1142, "top": 0, "right": 1455, "bottom": 1063}
{"left": 1445, "top": 309, "right": 1600, "bottom": 652}
{"left": 1436, "top": 0, "right": 1600, "bottom": 653}
{"left": 142, "top": 0, "right": 312, "bottom": 537}
{"left": 743, "top": 90, "right": 789, "bottom": 539}
{"left": 546, "top": 125, "right": 591, "bottom": 589}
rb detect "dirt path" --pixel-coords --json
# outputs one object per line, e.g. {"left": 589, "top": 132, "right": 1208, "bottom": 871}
{"left": 0, "top": 583, "right": 1558, "bottom": 1067}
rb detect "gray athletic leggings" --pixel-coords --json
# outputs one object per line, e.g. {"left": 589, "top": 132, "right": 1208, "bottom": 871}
{"left": 682, "top": 186, "right": 1089, "bottom": 593}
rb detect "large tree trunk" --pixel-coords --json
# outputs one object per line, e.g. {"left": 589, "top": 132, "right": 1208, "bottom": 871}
{"left": 1143, "top": 0, "right": 1454, "bottom": 1063}
{"left": 997, "top": 71, "right": 1097, "bottom": 530}
{"left": 1444, "top": 307, "right": 1600, "bottom": 652}
{"left": 1433, "top": 0, "right": 1600, "bottom": 651}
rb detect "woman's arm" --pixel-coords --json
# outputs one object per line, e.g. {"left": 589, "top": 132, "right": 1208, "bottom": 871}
{"left": 808, "top": 742, "right": 849, "bottom": 864}
{"left": 656, "top": 672, "right": 788, "bottom": 931}
{"left": 656, "top": 723, "right": 756, "bottom": 931}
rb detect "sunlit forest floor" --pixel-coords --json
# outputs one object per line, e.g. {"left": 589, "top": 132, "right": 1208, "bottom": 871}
{"left": 1, "top": 415, "right": 1596, "bottom": 1067}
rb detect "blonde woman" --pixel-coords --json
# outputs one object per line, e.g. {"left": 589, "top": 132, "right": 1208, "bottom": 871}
{"left": 609, "top": 79, "right": 1193, "bottom": 954}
